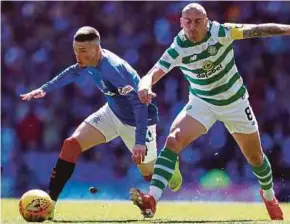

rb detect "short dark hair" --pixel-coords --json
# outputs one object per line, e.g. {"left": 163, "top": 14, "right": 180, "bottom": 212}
{"left": 73, "top": 26, "right": 100, "bottom": 43}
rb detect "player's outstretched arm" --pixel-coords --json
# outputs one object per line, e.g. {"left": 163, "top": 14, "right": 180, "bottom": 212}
{"left": 20, "top": 64, "right": 81, "bottom": 101}
{"left": 138, "top": 66, "right": 166, "bottom": 104}
{"left": 225, "top": 23, "right": 290, "bottom": 40}
{"left": 242, "top": 23, "right": 290, "bottom": 39}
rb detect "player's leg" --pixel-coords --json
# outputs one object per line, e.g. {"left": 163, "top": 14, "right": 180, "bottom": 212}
{"left": 137, "top": 159, "right": 156, "bottom": 181}
{"left": 120, "top": 118, "right": 182, "bottom": 191}
{"left": 136, "top": 159, "right": 183, "bottom": 192}
{"left": 143, "top": 125, "right": 183, "bottom": 192}
{"left": 48, "top": 104, "right": 118, "bottom": 219}
{"left": 48, "top": 122, "right": 106, "bottom": 219}
{"left": 148, "top": 110, "right": 207, "bottom": 201}
{"left": 147, "top": 96, "right": 217, "bottom": 202}
{"left": 48, "top": 122, "right": 106, "bottom": 202}
{"left": 138, "top": 125, "right": 158, "bottom": 181}
{"left": 130, "top": 97, "right": 218, "bottom": 218}
{"left": 222, "top": 99, "right": 283, "bottom": 220}
{"left": 232, "top": 132, "right": 283, "bottom": 220}
{"left": 118, "top": 124, "right": 157, "bottom": 182}
{"left": 130, "top": 111, "right": 208, "bottom": 218}
{"left": 135, "top": 124, "right": 182, "bottom": 192}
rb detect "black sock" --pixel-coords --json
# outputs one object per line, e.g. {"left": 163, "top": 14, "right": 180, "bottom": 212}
{"left": 48, "top": 158, "right": 75, "bottom": 201}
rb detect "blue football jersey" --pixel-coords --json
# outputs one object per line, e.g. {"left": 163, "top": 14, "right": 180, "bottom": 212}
{"left": 41, "top": 49, "right": 158, "bottom": 145}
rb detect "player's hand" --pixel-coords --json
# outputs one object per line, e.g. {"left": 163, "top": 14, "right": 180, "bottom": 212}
{"left": 138, "top": 88, "right": 156, "bottom": 104}
{"left": 131, "top": 144, "right": 147, "bottom": 165}
{"left": 20, "top": 88, "right": 46, "bottom": 101}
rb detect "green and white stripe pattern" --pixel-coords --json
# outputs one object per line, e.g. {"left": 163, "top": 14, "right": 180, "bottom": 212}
{"left": 151, "top": 148, "right": 178, "bottom": 191}
{"left": 251, "top": 155, "right": 273, "bottom": 190}
{"left": 156, "top": 21, "right": 247, "bottom": 106}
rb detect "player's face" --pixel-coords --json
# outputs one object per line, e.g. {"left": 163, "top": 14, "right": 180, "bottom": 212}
{"left": 181, "top": 9, "right": 208, "bottom": 42}
{"left": 73, "top": 41, "right": 99, "bottom": 68}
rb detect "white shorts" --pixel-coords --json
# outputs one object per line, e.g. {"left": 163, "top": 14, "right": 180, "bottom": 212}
{"left": 85, "top": 104, "right": 157, "bottom": 163}
{"left": 185, "top": 95, "right": 258, "bottom": 134}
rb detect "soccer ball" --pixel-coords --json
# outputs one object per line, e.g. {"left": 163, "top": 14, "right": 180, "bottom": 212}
{"left": 19, "top": 189, "right": 53, "bottom": 222}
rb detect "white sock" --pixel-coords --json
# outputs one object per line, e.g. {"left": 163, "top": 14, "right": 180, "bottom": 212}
{"left": 149, "top": 186, "right": 162, "bottom": 201}
{"left": 263, "top": 188, "right": 274, "bottom": 201}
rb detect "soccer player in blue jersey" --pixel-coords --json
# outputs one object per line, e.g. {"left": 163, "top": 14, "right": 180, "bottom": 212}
{"left": 20, "top": 26, "right": 182, "bottom": 219}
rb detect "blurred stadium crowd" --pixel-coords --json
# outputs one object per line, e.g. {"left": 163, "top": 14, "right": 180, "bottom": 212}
{"left": 2, "top": 1, "right": 290, "bottom": 201}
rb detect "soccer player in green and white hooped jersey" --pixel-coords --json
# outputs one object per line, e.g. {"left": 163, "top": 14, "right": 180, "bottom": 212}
{"left": 161, "top": 20, "right": 246, "bottom": 106}
{"left": 130, "top": 3, "right": 290, "bottom": 220}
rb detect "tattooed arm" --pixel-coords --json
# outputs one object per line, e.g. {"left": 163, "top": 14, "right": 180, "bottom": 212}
{"left": 224, "top": 23, "right": 290, "bottom": 40}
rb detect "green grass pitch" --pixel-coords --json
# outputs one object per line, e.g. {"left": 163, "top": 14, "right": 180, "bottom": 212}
{"left": 1, "top": 199, "right": 290, "bottom": 224}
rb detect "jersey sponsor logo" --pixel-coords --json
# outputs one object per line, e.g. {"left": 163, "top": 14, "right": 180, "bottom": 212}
{"left": 103, "top": 91, "right": 116, "bottom": 96}
{"left": 118, "top": 85, "right": 134, "bottom": 95}
{"left": 197, "top": 62, "right": 223, "bottom": 78}
{"left": 100, "top": 80, "right": 116, "bottom": 96}
{"left": 207, "top": 46, "right": 218, "bottom": 56}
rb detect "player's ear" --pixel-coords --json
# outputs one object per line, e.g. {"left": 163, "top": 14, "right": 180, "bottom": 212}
{"left": 180, "top": 18, "right": 183, "bottom": 28}
{"left": 95, "top": 45, "right": 100, "bottom": 52}
{"left": 204, "top": 17, "right": 208, "bottom": 26}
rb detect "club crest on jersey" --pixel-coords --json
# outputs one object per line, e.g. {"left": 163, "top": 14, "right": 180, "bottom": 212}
{"left": 207, "top": 46, "right": 218, "bottom": 56}
{"left": 91, "top": 115, "right": 103, "bottom": 124}
{"left": 118, "top": 85, "right": 134, "bottom": 95}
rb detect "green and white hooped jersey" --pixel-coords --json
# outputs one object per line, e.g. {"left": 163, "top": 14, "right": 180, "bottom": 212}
{"left": 156, "top": 21, "right": 248, "bottom": 106}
